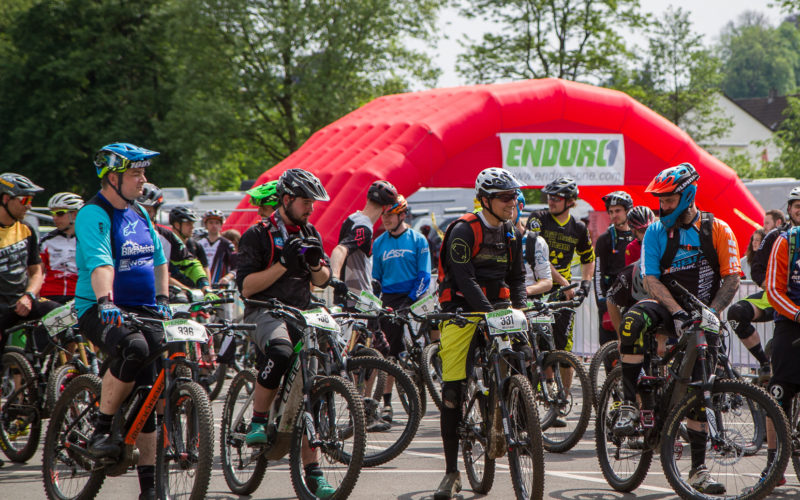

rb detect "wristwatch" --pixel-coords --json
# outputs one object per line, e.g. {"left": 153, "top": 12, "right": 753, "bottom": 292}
{"left": 23, "top": 291, "right": 36, "bottom": 302}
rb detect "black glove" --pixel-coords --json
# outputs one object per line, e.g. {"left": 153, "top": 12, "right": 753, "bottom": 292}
{"left": 574, "top": 280, "right": 592, "bottom": 301}
{"left": 301, "top": 237, "right": 324, "bottom": 269}
{"left": 329, "top": 277, "right": 349, "bottom": 304}
{"left": 279, "top": 237, "right": 304, "bottom": 272}
{"left": 671, "top": 310, "right": 695, "bottom": 336}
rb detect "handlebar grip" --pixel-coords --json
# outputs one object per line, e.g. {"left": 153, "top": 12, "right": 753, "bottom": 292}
{"left": 207, "top": 298, "right": 234, "bottom": 305}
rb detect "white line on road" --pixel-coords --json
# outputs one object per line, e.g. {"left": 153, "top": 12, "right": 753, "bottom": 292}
{"left": 545, "top": 471, "right": 675, "bottom": 493}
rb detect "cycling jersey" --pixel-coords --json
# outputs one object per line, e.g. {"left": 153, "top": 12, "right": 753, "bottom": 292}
{"left": 625, "top": 238, "right": 642, "bottom": 266}
{"left": 184, "top": 236, "right": 208, "bottom": 269}
{"left": 195, "top": 235, "right": 236, "bottom": 284}
{"left": 40, "top": 229, "right": 77, "bottom": 298}
{"left": 0, "top": 220, "right": 40, "bottom": 306}
{"left": 521, "top": 230, "right": 551, "bottom": 290}
{"left": 526, "top": 208, "right": 594, "bottom": 280}
{"left": 372, "top": 227, "right": 431, "bottom": 300}
{"left": 236, "top": 212, "right": 328, "bottom": 309}
{"left": 607, "top": 262, "right": 649, "bottom": 312}
{"left": 337, "top": 212, "right": 373, "bottom": 293}
{"left": 765, "top": 231, "right": 800, "bottom": 322}
{"left": 75, "top": 193, "right": 167, "bottom": 317}
{"left": 641, "top": 213, "right": 741, "bottom": 305}
{"left": 154, "top": 225, "right": 209, "bottom": 289}
{"left": 594, "top": 226, "right": 634, "bottom": 307}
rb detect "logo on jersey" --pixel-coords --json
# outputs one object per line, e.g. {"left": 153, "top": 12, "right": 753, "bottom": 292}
{"left": 450, "top": 238, "right": 470, "bottom": 264}
{"left": 273, "top": 236, "right": 284, "bottom": 248}
{"left": 382, "top": 248, "right": 413, "bottom": 260}
{"left": 121, "top": 240, "right": 155, "bottom": 257}
{"left": 122, "top": 220, "right": 139, "bottom": 236}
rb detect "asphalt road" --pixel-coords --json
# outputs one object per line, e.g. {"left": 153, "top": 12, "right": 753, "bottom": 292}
{"left": 3, "top": 379, "right": 800, "bottom": 499}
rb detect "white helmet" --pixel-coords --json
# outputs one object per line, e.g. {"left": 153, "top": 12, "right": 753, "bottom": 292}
{"left": 475, "top": 168, "right": 521, "bottom": 197}
{"left": 789, "top": 186, "right": 800, "bottom": 202}
{"left": 48, "top": 192, "right": 84, "bottom": 211}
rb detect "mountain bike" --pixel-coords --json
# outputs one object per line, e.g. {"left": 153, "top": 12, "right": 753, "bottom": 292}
{"left": 595, "top": 281, "right": 790, "bottom": 499}
{"left": 430, "top": 307, "right": 545, "bottom": 499}
{"left": 220, "top": 298, "right": 367, "bottom": 499}
{"left": 42, "top": 312, "right": 215, "bottom": 500}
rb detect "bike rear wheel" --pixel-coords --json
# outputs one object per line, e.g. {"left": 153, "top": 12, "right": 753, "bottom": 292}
{"left": 46, "top": 362, "right": 82, "bottom": 415}
{"left": 660, "top": 378, "right": 790, "bottom": 499}
{"left": 461, "top": 387, "right": 495, "bottom": 494}
{"left": 589, "top": 340, "right": 619, "bottom": 411}
{"left": 289, "top": 375, "right": 366, "bottom": 500}
{"left": 536, "top": 350, "right": 591, "bottom": 453}
{"left": 595, "top": 366, "right": 653, "bottom": 492}
{"left": 42, "top": 374, "right": 105, "bottom": 500}
{"left": 422, "top": 342, "right": 444, "bottom": 412}
{"left": 505, "top": 374, "right": 546, "bottom": 500}
{"left": 156, "top": 381, "right": 214, "bottom": 500}
{"left": 0, "top": 351, "right": 41, "bottom": 462}
{"left": 220, "top": 368, "right": 266, "bottom": 495}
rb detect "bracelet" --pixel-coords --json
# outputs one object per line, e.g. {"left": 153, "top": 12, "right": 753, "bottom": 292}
{"left": 23, "top": 291, "right": 36, "bottom": 302}
{"left": 309, "top": 264, "right": 323, "bottom": 272}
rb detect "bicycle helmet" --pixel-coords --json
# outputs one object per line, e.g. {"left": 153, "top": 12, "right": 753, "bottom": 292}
{"left": 626, "top": 206, "right": 656, "bottom": 230}
{"left": 602, "top": 190, "right": 633, "bottom": 211}
{"left": 515, "top": 190, "right": 526, "bottom": 225}
{"left": 48, "top": 192, "right": 84, "bottom": 211}
{"left": 138, "top": 183, "right": 164, "bottom": 208}
{"left": 368, "top": 180, "right": 398, "bottom": 205}
{"left": 0, "top": 173, "right": 44, "bottom": 197}
{"left": 383, "top": 195, "right": 408, "bottom": 215}
{"left": 475, "top": 168, "right": 522, "bottom": 198}
{"left": 203, "top": 209, "right": 225, "bottom": 223}
{"left": 276, "top": 169, "right": 330, "bottom": 201}
{"left": 631, "top": 261, "right": 648, "bottom": 301}
{"left": 169, "top": 206, "right": 199, "bottom": 225}
{"left": 645, "top": 162, "right": 699, "bottom": 228}
{"left": 94, "top": 143, "right": 159, "bottom": 179}
{"left": 788, "top": 186, "right": 800, "bottom": 203}
{"left": 246, "top": 180, "right": 279, "bottom": 207}
{"left": 542, "top": 177, "right": 579, "bottom": 199}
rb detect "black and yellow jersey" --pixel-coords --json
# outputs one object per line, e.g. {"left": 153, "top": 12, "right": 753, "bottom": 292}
{"left": 526, "top": 209, "right": 594, "bottom": 281}
{"left": 0, "top": 221, "right": 40, "bottom": 306}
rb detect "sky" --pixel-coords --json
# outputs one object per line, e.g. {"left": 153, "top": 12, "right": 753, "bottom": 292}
{"left": 429, "top": 0, "right": 781, "bottom": 88}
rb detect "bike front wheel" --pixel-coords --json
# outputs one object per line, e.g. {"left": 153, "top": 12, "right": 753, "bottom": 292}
{"left": 422, "top": 342, "right": 444, "bottom": 412}
{"left": 156, "top": 381, "right": 214, "bottom": 500}
{"left": 0, "top": 351, "right": 41, "bottom": 462}
{"left": 289, "top": 375, "right": 366, "bottom": 500}
{"left": 660, "top": 378, "right": 791, "bottom": 500}
{"left": 505, "top": 374, "right": 546, "bottom": 500}
{"left": 220, "top": 368, "right": 266, "bottom": 495}
{"left": 461, "top": 386, "right": 495, "bottom": 494}
{"left": 536, "top": 350, "right": 592, "bottom": 453}
{"left": 588, "top": 340, "right": 619, "bottom": 410}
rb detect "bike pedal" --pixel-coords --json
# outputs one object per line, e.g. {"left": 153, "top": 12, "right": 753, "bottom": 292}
{"left": 640, "top": 410, "right": 654, "bottom": 428}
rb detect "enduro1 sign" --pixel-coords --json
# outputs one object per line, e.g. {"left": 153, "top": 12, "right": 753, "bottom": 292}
{"left": 498, "top": 133, "right": 625, "bottom": 186}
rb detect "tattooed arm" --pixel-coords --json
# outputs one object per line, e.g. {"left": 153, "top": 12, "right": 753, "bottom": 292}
{"left": 643, "top": 275, "right": 682, "bottom": 315}
{"left": 710, "top": 274, "right": 741, "bottom": 314}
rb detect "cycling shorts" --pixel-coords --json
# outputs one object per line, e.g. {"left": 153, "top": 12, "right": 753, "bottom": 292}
{"left": 0, "top": 298, "right": 61, "bottom": 355}
{"left": 552, "top": 308, "right": 574, "bottom": 351}
{"left": 244, "top": 307, "right": 300, "bottom": 354}
{"left": 439, "top": 319, "right": 479, "bottom": 382}
{"left": 770, "top": 320, "right": 800, "bottom": 385}
{"left": 742, "top": 291, "right": 773, "bottom": 314}
{"left": 619, "top": 299, "right": 674, "bottom": 355}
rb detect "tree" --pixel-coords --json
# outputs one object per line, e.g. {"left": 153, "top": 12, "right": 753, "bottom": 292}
{"left": 609, "top": 7, "right": 730, "bottom": 143}
{"left": 772, "top": 97, "right": 800, "bottom": 178}
{"left": 455, "top": 0, "right": 648, "bottom": 84}
{"left": 718, "top": 12, "right": 799, "bottom": 98}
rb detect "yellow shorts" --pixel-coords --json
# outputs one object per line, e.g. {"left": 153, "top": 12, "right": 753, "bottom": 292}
{"left": 439, "top": 319, "right": 479, "bottom": 382}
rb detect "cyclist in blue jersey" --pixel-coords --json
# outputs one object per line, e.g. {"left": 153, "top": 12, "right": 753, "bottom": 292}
{"left": 75, "top": 143, "right": 172, "bottom": 500}
{"left": 372, "top": 195, "right": 431, "bottom": 421}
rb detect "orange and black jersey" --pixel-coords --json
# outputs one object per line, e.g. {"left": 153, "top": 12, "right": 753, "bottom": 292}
{"left": 0, "top": 221, "right": 40, "bottom": 306}
{"left": 526, "top": 209, "right": 594, "bottom": 281}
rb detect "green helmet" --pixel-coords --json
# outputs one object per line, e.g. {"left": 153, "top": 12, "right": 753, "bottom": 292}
{"left": 247, "top": 180, "right": 279, "bottom": 207}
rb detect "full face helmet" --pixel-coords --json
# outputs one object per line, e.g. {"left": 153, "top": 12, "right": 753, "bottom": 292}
{"left": 645, "top": 162, "right": 699, "bottom": 228}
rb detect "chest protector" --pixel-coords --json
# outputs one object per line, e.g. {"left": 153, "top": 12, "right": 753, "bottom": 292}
{"left": 658, "top": 211, "right": 721, "bottom": 304}
{"left": 437, "top": 213, "right": 514, "bottom": 305}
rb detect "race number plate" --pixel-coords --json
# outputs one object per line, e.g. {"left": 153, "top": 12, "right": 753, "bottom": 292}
{"left": 302, "top": 308, "right": 340, "bottom": 332}
{"left": 163, "top": 319, "right": 208, "bottom": 343}
{"left": 410, "top": 294, "right": 438, "bottom": 316}
{"left": 42, "top": 300, "right": 78, "bottom": 336}
{"left": 485, "top": 308, "right": 528, "bottom": 337}
{"left": 700, "top": 308, "right": 720, "bottom": 334}
{"left": 354, "top": 290, "right": 382, "bottom": 312}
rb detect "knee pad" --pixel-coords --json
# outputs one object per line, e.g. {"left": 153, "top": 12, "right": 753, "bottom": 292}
{"left": 768, "top": 382, "right": 796, "bottom": 414}
{"left": 442, "top": 381, "right": 465, "bottom": 410}
{"left": 685, "top": 387, "right": 708, "bottom": 421}
{"left": 726, "top": 301, "right": 756, "bottom": 340}
{"left": 110, "top": 334, "right": 150, "bottom": 383}
{"left": 256, "top": 340, "right": 293, "bottom": 390}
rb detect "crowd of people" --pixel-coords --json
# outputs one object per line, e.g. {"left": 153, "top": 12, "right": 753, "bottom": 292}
{"left": 1, "top": 140, "right": 799, "bottom": 499}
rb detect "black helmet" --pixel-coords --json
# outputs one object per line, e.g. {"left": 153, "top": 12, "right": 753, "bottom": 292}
{"left": 0, "top": 173, "right": 44, "bottom": 197}
{"left": 475, "top": 168, "right": 521, "bottom": 198}
{"left": 602, "top": 190, "right": 633, "bottom": 211}
{"left": 368, "top": 180, "right": 398, "bottom": 205}
{"left": 138, "top": 183, "right": 164, "bottom": 208}
{"left": 542, "top": 177, "right": 579, "bottom": 199}
{"left": 276, "top": 169, "right": 330, "bottom": 201}
{"left": 169, "top": 206, "right": 198, "bottom": 225}
{"left": 627, "top": 205, "right": 656, "bottom": 230}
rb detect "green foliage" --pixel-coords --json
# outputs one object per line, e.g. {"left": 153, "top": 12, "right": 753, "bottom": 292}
{"left": 455, "top": 0, "right": 648, "bottom": 83}
{"left": 773, "top": 97, "right": 800, "bottom": 178}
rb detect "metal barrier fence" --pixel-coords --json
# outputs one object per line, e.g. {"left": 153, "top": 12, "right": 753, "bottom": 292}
{"left": 572, "top": 280, "right": 772, "bottom": 369}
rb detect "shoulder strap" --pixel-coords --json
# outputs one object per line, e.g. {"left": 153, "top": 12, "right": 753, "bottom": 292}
{"left": 659, "top": 226, "right": 680, "bottom": 273}
{"left": 698, "top": 212, "right": 719, "bottom": 276}
{"left": 787, "top": 226, "right": 800, "bottom": 277}
{"left": 85, "top": 194, "right": 117, "bottom": 260}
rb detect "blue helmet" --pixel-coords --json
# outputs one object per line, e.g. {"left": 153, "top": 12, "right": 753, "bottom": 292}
{"left": 645, "top": 163, "right": 699, "bottom": 229}
{"left": 515, "top": 190, "right": 525, "bottom": 225}
{"left": 94, "top": 143, "right": 160, "bottom": 178}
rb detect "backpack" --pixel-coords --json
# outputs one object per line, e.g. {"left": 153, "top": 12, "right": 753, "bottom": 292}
{"left": 658, "top": 211, "right": 720, "bottom": 276}
{"left": 786, "top": 226, "right": 800, "bottom": 277}
{"left": 436, "top": 212, "right": 514, "bottom": 284}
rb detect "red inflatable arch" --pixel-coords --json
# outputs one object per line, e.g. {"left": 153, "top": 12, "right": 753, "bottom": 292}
{"left": 226, "top": 78, "right": 763, "bottom": 254}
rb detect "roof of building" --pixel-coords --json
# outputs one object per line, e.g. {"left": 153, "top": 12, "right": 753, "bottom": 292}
{"left": 732, "top": 94, "right": 799, "bottom": 131}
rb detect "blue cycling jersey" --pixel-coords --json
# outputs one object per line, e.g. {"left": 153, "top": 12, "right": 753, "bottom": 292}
{"left": 372, "top": 227, "right": 431, "bottom": 300}
{"left": 75, "top": 193, "right": 167, "bottom": 317}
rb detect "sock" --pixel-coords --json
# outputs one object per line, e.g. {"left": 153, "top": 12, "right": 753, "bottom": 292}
{"left": 441, "top": 406, "right": 461, "bottom": 474}
{"left": 687, "top": 428, "right": 707, "bottom": 472}
{"left": 95, "top": 412, "right": 113, "bottom": 435}
{"left": 621, "top": 362, "right": 642, "bottom": 403}
{"left": 304, "top": 462, "right": 322, "bottom": 477}
{"left": 748, "top": 344, "right": 768, "bottom": 365}
{"left": 383, "top": 393, "right": 392, "bottom": 407}
{"left": 138, "top": 465, "right": 155, "bottom": 493}
{"left": 252, "top": 411, "right": 268, "bottom": 424}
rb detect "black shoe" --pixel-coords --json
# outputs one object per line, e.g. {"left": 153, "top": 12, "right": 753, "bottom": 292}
{"left": 138, "top": 489, "right": 156, "bottom": 500}
{"left": 88, "top": 431, "right": 120, "bottom": 458}
{"left": 434, "top": 472, "right": 462, "bottom": 500}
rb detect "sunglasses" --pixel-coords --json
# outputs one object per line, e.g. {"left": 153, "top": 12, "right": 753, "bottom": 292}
{"left": 547, "top": 194, "right": 566, "bottom": 202}
{"left": 51, "top": 210, "right": 71, "bottom": 216}
{"left": 492, "top": 192, "right": 518, "bottom": 203}
{"left": 15, "top": 196, "right": 33, "bottom": 206}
